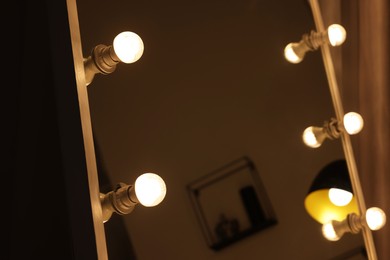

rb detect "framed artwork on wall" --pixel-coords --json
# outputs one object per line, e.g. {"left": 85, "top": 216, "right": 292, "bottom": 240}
{"left": 187, "top": 156, "right": 277, "bottom": 251}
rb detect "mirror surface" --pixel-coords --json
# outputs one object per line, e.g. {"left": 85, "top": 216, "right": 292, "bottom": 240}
{"left": 76, "top": 0, "right": 365, "bottom": 259}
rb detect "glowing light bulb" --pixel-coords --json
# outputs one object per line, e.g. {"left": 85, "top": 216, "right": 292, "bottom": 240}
{"left": 113, "top": 31, "right": 144, "bottom": 64}
{"left": 322, "top": 221, "right": 340, "bottom": 241}
{"left": 327, "top": 24, "right": 346, "bottom": 47}
{"left": 135, "top": 173, "right": 166, "bottom": 207}
{"left": 302, "top": 126, "right": 325, "bottom": 148}
{"left": 343, "top": 112, "right": 364, "bottom": 135}
{"left": 284, "top": 43, "right": 303, "bottom": 64}
{"left": 366, "top": 207, "right": 386, "bottom": 231}
{"left": 328, "top": 188, "right": 353, "bottom": 206}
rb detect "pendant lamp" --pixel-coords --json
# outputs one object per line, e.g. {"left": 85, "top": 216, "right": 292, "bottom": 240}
{"left": 304, "top": 159, "right": 359, "bottom": 224}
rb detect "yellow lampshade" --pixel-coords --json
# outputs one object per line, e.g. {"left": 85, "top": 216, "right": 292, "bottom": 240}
{"left": 304, "top": 159, "right": 359, "bottom": 224}
{"left": 305, "top": 189, "right": 358, "bottom": 224}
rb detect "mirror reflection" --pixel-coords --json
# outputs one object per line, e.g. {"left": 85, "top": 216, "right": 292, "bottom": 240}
{"left": 77, "top": 0, "right": 366, "bottom": 259}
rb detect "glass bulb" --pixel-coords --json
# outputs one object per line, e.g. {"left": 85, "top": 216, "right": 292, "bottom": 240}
{"left": 113, "top": 31, "right": 144, "bottom": 63}
{"left": 328, "top": 188, "right": 353, "bottom": 206}
{"left": 366, "top": 207, "right": 386, "bottom": 231}
{"left": 327, "top": 24, "right": 346, "bottom": 47}
{"left": 343, "top": 112, "right": 364, "bottom": 135}
{"left": 322, "top": 221, "right": 340, "bottom": 241}
{"left": 302, "top": 126, "right": 325, "bottom": 148}
{"left": 135, "top": 173, "right": 166, "bottom": 207}
{"left": 284, "top": 43, "right": 303, "bottom": 64}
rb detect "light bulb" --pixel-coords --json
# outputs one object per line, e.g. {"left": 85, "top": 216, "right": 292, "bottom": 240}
{"left": 366, "top": 207, "right": 386, "bottom": 231}
{"left": 302, "top": 126, "right": 326, "bottom": 148}
{"left": 328, "top": 188, "right": 353, "bottom": 206}
{"left": 327, "top": 24, "right": 346, "bottom": 47}
{"left": 322, "top": 221, "right": 340, "bottom": 241}
{"left": 113, "top": 31, "right": 144, "bottom": 64}
{"left": 343, "top": 112, "right": 364, "bottom": 135}
{"left": 135, "top": 173, "right": 166, "bottom": 207}
{"left": 284, "top": 43, "right": 303, "bottom": 64}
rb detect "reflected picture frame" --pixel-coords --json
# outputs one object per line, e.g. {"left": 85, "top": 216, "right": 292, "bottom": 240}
{"left": 187, "top": 156, "right": 277, "bottom": 251}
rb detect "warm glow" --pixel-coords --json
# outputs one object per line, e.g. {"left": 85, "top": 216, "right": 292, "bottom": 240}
{"left": 366, "top": 207, "right": 386, "bottom": 231}
{"left": 327, "top": 24, "right": 346, "bottom": 46}
{"left": 304, "top": 189, "right": 359, "bottom": 224}
{"left": 343, "top": 112, "right": 364, "bottom": 135}
{"left": 284, "top": 43, "right": 302, "bottom": 64}
{"left": 322, "top": 221, "right": 340, "bottom": 241}
{"left": 328, "top": 188, "right": 353, "bottom": 206}
{"left": 135, "top": 173, "right": 166, "bottom": 207}
{"left": 113, "top": 31, "right": 144, "bottom": 63}
{"left": 302, "top": 126, "right": 323, "bottom": 148}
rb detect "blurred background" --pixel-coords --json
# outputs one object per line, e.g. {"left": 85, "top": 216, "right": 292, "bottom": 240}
{"left": 76, "top": 0, "right": 370, "bottom": 259}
